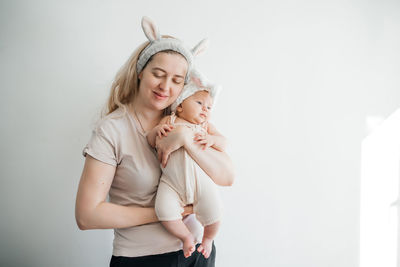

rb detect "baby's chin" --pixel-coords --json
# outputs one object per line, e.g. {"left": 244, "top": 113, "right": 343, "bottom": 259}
{"left": 178, "top": 113, "right": 208, "bottom": 124}
{"left": 187, "top": 117, "right": 208, "bottom": 125}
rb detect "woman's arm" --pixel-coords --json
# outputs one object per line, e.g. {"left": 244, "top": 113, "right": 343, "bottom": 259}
{"left": 75, "top": 155, "right": 158, "bottom": 230}
{"left": 194, "top": 122, "right": 227, "bottom": 152}
{"left": 184, "top": 137, "right": 234, "bottom": 186}
{"left": 156, "top": 126, "right": 234, "bottom": 186}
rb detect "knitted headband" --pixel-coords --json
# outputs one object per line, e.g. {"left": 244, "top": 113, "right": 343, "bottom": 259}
{"left": 171, "top": 68, "right": 221, "bottom": 112}
{"left": 137, "top": 16, "right": 208, "bottom": 83}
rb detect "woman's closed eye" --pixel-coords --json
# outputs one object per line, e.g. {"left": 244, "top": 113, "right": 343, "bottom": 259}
{"left": 153, "top": 72, "right": 164, "bottom": 78}
{"left": 173, "top": 78, "right": 183, "bottom": 84}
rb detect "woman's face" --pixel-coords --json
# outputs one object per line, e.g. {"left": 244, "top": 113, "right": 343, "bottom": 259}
{"left": 138, "top": 52, "right": 188, "bottom": 111}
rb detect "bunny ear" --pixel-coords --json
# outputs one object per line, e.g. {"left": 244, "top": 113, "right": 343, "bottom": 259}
{"left": 191, "top": 38, "right": 209, "bottom": 56}
{"left": 191, "top": 76, "right": 203, "bottom": 87}
{"left": 141, "top": 16, "right": 161, "bottom": 41}
{"left": 189, "top": 69, "right": 206, "bottom": 87}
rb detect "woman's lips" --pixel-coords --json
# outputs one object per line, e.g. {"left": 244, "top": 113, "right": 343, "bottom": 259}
{"left": 153, "top": 91, "right": 168, "bottom": 100}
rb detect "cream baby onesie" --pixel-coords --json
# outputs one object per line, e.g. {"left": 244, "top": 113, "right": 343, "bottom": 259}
{"left": 155, "top": 114, "right": 222, "bottom": 226}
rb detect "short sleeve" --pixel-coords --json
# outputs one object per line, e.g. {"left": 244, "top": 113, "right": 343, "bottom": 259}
{"left": 82, "top": 126, "right": 118, "bottom": 166}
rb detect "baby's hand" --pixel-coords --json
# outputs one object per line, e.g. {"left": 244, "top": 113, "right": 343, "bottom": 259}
{"left": 156, "top": 124, "right": 174, "bottom": 138}
{"left": 194, "top": 132, "right": 215, "bottom": 150}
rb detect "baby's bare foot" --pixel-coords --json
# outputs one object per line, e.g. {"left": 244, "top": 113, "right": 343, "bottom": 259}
{"left": 197, "top": 238, "right": 213, "bottom": 258}
{"left": 182, "top": 235, "right": 196, "bottom": 258}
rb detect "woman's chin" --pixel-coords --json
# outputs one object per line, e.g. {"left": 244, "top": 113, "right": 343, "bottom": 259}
{"left": 150, "top": 100, "right": 170, "bottom": 111}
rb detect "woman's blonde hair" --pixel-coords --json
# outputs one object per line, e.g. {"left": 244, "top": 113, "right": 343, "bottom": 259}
{"left": 104, "top": 35, "right": 182, "bottom": 116}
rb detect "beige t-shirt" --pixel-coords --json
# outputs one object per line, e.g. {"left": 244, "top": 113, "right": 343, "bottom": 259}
{"left": 82, "top": 107, "right": 202, "bottom": 257}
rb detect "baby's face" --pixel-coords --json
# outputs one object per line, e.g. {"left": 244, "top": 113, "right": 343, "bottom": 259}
{"left": 177, "top": 90, "right": 213, "bottom": 124}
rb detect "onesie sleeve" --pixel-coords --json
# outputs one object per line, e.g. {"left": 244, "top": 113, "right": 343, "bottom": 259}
{"left": 82, "top": 124, "right": 118, "bottom": 167}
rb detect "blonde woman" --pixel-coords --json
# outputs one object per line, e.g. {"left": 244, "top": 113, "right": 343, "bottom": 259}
{"left": 75, "top": 17, "right": 234, "bottom": 267}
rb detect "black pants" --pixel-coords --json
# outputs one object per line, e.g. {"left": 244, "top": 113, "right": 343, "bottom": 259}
{"left": 110, "top": 243, "right": 216, "bottom": 267}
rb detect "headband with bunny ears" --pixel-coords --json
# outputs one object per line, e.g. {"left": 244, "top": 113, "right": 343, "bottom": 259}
{"left": 137, "top": 16, "right": 208, "bottom": 83}
{"left": 171, "top": 68, "right": 221, "bottom": 112}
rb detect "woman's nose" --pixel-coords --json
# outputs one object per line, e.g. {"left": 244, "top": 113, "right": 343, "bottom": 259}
{"left": 159, "top": 78, "right": 170, "bottom": 91}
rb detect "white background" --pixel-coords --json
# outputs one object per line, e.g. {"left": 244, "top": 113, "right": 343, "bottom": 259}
{"left": 1, "top": 0, "right": 400, "bottom": 266}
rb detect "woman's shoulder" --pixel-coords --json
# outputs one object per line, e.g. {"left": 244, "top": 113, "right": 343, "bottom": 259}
{"left": 94, "top": 107, "right": 130, "bottom": 135}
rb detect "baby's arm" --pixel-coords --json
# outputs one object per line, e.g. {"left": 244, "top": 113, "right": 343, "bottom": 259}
{"left": 194, "top": 123, "right": 227, "bottom": 152}
{"left": 146, "top": 116, "right": 173, "bottom": 148}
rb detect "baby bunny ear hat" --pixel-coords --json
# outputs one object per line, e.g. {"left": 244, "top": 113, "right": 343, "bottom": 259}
{"left": 137, "top": 16, "right": 208, "bottom": 83}
{"left": 171, "top": 68, "right": 222, "bottom": 112}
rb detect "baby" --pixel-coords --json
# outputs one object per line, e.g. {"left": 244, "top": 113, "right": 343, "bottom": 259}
{"left": 147, "top": 69, "right": 225, "bottom": 258}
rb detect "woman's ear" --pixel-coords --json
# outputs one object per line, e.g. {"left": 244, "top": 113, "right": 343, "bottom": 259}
{"left": 138, "top": 71, "right": 143, "bottom": 80}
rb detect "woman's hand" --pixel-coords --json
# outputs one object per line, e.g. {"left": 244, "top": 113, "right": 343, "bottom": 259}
{"left": 182, "top": 205, "right": 194, "bottom": 217}
{"left": 194, "top": 132, "right": 215, "bottom": 150}
{"left": 155, "top": 126, "right": 192, "bottom": 167}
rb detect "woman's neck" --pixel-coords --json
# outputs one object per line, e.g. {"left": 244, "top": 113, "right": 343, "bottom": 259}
{"left": 129, "top": 101, "right": 163, "bottom": 131}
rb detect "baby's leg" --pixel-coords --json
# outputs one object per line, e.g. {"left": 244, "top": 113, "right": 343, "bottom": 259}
{"left": 197, "top": 221, "right": 220, "bottom": 258}
{"left": 193, "top": 173, "right": 223, "bottom": 258}
{"left": 161, "top": 220, "right": 196, "bottom": 258}
{"left": 155, "top": 180, "right": 195, "bottom": 258}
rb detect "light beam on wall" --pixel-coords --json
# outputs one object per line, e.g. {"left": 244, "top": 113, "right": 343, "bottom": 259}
{"left": 360, "top": 110, "right": 400, "bottom": 267}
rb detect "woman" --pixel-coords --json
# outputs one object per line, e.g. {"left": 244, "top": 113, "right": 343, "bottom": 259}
{"left": 75, "top": 17, "right": 234, "bottom": 266}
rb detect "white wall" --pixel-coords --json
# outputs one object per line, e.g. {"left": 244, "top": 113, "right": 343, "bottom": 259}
{"left": 1, "top": 0, "right": 400, "bottom": 266}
